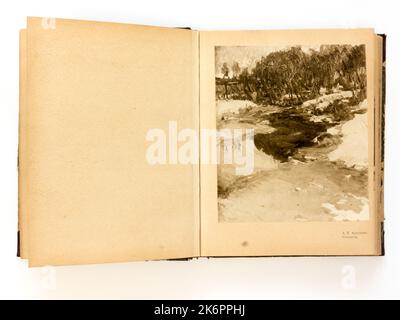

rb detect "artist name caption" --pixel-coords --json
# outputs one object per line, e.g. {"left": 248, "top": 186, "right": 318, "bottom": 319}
{"left": 154, "top": 304, "right": 246, "bottom": 318}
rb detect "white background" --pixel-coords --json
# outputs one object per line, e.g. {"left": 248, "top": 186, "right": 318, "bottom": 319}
{"left": 0, "top": 0, "right": 398, "bottom": 299}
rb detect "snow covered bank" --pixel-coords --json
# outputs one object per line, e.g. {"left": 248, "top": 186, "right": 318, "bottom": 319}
{"left": 216, "top": 100, "right": 257, "bottom": 116}
{"left": 322, "top": 196, "right": 369, "bottom": 221}
{"left": 328, "top": 110, "right": 368, "bottom": 168}
{"left": 302, "top": 91, "right": 353, "bottom": 110}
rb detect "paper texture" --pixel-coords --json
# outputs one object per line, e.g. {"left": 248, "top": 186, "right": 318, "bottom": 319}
{"left": 19, "top": 29, "right": 28, "bottom": 258}
{"left": 199, "top": 29, "right": 382, "bottom": 257}
{"left": 21, "top": 17, "right": 199, "bottom": 266}
{"left": 19, "top": 18, "right": 384, "bottom": 266}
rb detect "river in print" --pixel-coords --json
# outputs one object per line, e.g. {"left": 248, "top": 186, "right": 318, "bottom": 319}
{"left": 216, "top": 45, "right": 369, "bottom": 222}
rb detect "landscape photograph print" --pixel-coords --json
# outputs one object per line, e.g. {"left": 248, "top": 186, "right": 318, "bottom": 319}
{"left": 216, "top": 44, "right": 369, "bottom": 223}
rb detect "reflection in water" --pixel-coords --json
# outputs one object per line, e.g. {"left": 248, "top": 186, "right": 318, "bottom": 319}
{"left": 217, "top": 98, "right": 369, "bottom": 222}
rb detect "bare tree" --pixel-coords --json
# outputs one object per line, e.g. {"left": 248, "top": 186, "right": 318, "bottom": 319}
{"left": 232, "top": 61, "right": 241, "bottom": 79}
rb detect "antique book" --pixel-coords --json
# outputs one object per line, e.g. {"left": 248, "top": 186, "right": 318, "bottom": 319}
{"left": 18, "top": 17, "right": 385, "bottom": 266}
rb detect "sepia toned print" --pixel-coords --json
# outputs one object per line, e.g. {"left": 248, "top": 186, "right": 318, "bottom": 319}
{"left": 216, "top": 45, "right": 369, "bottom": 223}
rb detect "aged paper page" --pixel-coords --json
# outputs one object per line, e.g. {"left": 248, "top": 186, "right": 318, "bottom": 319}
{"left": 18, "top": 29, "right": 28, "bottom": 258}
{"left": 23, "top": 17, "right": 199, "bottom": 266}
{"left": 200, "top": 29, "right": 381, "bottom": 256}
{"left": 374, "top": 35, "right": 384, "bottom": 252}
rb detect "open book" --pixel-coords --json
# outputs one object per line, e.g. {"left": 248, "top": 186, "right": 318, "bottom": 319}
{"left": 19, "top": 17, "right": 385, "bottom": 266}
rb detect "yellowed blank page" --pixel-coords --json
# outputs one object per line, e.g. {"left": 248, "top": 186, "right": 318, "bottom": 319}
{"left": 23, "top": 17, "right": 199, "bottom": 266}
{"left": 19, "top": 29, "right": 28, "bottom": 259}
